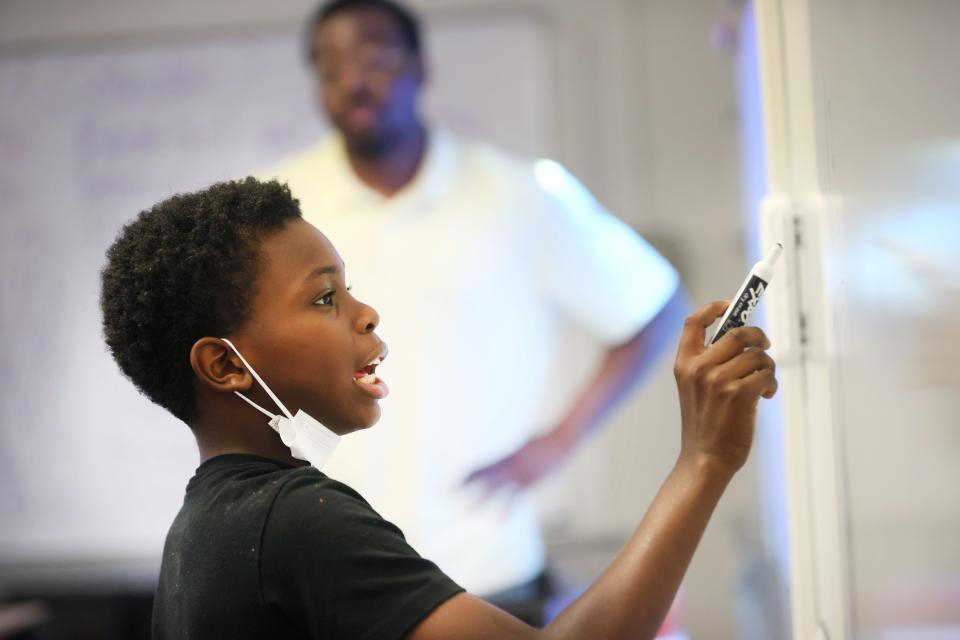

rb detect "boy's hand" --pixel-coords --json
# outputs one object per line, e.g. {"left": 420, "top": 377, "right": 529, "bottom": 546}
{"left": 674, "top": 301, "right": 778, "bottom": 477}
{"left": 413, "top": 302, "right": 779, "bottom": 640}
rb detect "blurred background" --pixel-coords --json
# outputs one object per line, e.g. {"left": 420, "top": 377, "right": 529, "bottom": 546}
{"left": 0, "top": 0, "right": 957, "bottom": 638}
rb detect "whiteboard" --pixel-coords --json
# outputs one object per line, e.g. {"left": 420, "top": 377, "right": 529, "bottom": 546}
{"left": 803, "top": 2, "right": 960, "bottom": 637}
{"left": 754, "top": 0, "right": 960, "bottom": 637}
{"left": 0, "top": 19, "right": 553, "bottom": 587}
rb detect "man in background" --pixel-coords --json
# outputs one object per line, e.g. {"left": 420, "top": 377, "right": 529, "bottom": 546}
{"left": 260, "top": 0, "right": 687, "bottom": 623}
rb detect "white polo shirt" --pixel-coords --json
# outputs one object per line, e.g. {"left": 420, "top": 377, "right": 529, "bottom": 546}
{"left": 259, "top": 129, "right": 679, "bottom": 595}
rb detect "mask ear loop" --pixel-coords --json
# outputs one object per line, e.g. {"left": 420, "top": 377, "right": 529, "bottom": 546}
{"left": 233, "top": 389, "right": 279, "bottom": 422}
{"left": 220, "top": 338, "right": 294, "bottom": 424}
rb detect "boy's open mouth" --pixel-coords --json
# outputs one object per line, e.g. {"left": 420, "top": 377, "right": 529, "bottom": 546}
{"left": 353, "top": 347, "right": 389, "bottom": 399}
{"left": 354, "top": 358, "right": 381, "bottom": 385}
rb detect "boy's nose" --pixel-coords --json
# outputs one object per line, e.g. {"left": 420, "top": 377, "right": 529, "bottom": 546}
{"left": 356, "top": 302, "right": 379, "bottom": 334}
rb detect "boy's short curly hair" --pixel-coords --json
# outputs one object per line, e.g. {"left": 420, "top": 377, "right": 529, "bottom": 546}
{"left": 100, "top": 177, "right": 302, "bottom": 424}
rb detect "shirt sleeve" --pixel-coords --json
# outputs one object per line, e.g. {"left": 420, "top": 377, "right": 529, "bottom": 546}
{"left": 530, "top": 159, "right": 680, "bottom": 345}
{"left": 259, "top": 473, "right": 463, "bottom": 640}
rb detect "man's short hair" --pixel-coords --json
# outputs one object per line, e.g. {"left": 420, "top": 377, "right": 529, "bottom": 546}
{"left": 306, "top": 0, "right": 422, "bottom": 62}
{"left": 100, "top": 178, "right": 302, "bottom": 424}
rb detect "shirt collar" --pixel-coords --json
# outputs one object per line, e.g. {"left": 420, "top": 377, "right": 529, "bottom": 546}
{"left": 317, "top": 127, "right": 458, "bottom": 209}
{"left": 413, "top": 127, "right": 457, "bottom": 203}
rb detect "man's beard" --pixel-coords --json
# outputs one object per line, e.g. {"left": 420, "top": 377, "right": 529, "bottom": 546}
{"left": 343, "top": 125, "right": 402, "bottom": 159}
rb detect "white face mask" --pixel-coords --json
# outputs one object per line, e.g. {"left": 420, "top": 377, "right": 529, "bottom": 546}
{"left": 220, "top": 338, "right": 340, "bottom": 470}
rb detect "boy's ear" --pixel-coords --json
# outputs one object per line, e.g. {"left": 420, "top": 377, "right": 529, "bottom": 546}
{"left": 190, "top": 337, "right": 253, "bottom": 393}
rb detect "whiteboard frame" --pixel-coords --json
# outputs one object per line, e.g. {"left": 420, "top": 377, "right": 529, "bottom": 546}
{"left": 753, "top": 1, "right": 853, "bottom": 639}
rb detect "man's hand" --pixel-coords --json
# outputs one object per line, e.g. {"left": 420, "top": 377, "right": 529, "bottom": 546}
{"left": 462, "top": 430, "right": 573, "bottom": 501}
{"left": 673, "top": 300, "right": 778, "bottom": 477}
{"left": 461, "top": 287, "right": 689, "bottom": 503}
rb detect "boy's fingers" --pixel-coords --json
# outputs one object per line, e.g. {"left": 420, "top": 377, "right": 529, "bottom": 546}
{"left": 705, "top": 327, "right": 772, "bottom": 365}
{"left": 678, "top": 301, "right": 730, "bottom": 358}
{"left": 738, "top": 367, "right": 779, "bottom": 400}
{"left": 713, "top": 348, "right": 775, "bottom": 382}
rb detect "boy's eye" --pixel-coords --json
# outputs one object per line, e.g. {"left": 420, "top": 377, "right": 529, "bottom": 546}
{"left": 314, "top": 291, "right": 335, "bottom": 306}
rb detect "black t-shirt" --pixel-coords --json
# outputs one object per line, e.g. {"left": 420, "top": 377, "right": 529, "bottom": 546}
{"left": 152, "top": 454, "right": 463, "bottom": 639}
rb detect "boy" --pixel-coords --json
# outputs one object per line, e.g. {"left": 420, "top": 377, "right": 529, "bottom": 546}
{"left": 101, "top": 178, "right": 777, "bottom": 639}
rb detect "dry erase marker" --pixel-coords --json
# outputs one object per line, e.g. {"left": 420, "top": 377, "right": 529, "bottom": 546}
{"left": 709, "top": 243, "right": 783, "bottom": 345}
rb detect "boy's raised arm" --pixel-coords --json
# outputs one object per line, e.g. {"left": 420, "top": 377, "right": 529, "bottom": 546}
{"left": 407, "top": 301, "right": 778, "bottom": 640}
